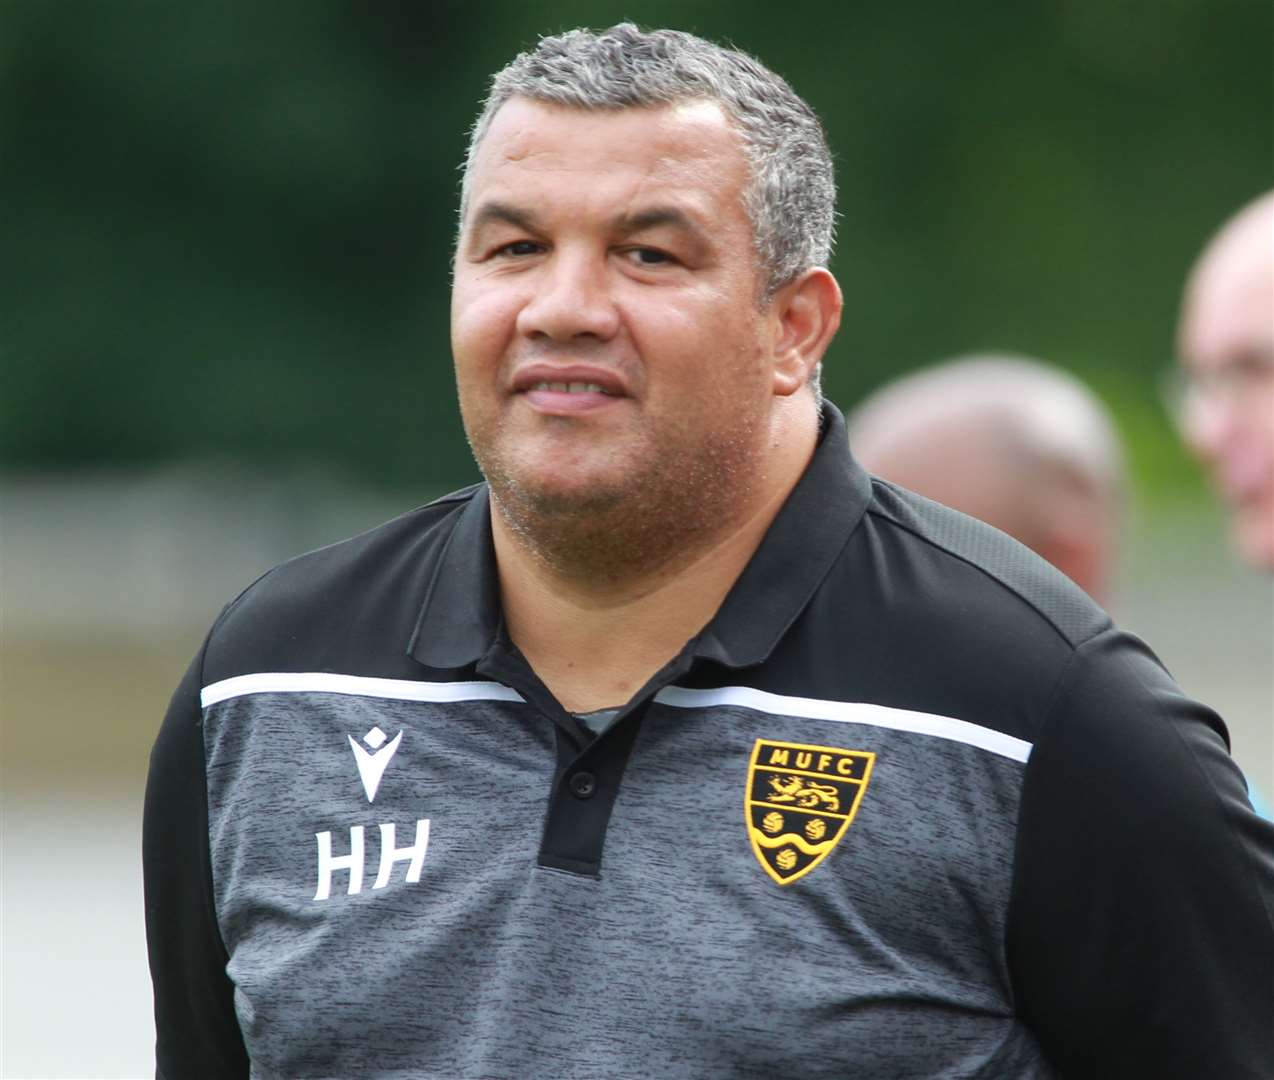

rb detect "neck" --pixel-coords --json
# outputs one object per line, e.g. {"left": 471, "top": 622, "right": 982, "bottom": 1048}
{"left": 492, "top": 404, "right": 818, "bottom": 712}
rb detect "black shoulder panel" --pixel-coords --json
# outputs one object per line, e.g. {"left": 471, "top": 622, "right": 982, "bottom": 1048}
{"left": 203, "top": 487, "right": 478, "bottom": 683}
{"left": 866, "top": 479, "right": 1110, "bottom": 648}
{"left": 723, "top": 478, "right": 1114, "bottom": 746}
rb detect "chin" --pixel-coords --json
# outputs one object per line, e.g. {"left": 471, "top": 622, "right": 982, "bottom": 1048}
{"left": 1233, "top": 504, "right": 1274, "bottom": 571}
{"left": 498, "top": 466, "right": 631, "bottom": 517}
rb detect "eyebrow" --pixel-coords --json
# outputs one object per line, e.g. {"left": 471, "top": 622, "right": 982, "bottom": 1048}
{"left": 617, "top": 206, "right": 702, "bottom": 237}
{"left": 465, "top": 201, "right": 707, "bottom": 242}
{"left": 466, "top": 200, "right": 542, "bottom": 237}
{"left": 619, "top": 207, "right": 713, "bottom": 264}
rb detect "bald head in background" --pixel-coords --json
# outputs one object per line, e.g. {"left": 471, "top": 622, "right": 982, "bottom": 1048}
{"left": 848, "top": 355, "right": 1126, "bottom": 605}
{"left": 1177, "top": 191, "right": 1274, "bottom": 570}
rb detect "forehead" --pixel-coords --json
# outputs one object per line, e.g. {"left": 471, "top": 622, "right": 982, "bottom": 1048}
{"left": 1181, "top": 211, "right": 1274, "bottom": 362}
{"left": 463, "top": 97, "right": 751, "bottom": 224}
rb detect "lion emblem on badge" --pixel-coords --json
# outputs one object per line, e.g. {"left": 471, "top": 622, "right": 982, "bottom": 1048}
{"left": 765, "top": 773, "right": 841, "bottom": 811}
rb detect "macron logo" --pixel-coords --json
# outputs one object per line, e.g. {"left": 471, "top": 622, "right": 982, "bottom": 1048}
{"left": 348, "top": 725, "right": 402, "bottom": 803}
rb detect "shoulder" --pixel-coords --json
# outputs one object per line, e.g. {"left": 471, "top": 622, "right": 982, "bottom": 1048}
{"left": 202, "top": 484, "right": 481, "bottom": 683}
{"left": 778, "top": 478, "right": 1115, "bottom": 746}
{"left": 861, "top": 478, "right": 1109, "bottom": 648}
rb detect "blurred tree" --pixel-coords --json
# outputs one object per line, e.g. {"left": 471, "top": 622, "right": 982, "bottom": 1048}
{"left": 1, "top": 0, "right": 1269, "bottom": 494}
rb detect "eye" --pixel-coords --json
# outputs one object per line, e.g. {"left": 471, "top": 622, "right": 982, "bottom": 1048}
{"left": 622, "top": 247, "right": 676, "bottom": 267}
{"left": 493, "top": 240, "right": 543, "bottom": 258}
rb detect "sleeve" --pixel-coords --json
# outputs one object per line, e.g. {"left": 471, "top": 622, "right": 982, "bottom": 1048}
{"left": 143, "top": 631, "right": 250, "bottom": 1079}
{"left": 1006, "top": 627, "right": 1274, "bottom": 1079}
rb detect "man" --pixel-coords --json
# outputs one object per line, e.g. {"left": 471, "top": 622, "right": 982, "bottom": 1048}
{"left": 1176, "top": 190, "right": 1274, "bottom": 570}
{"left": 847, "top": 354, "right": 1125, "bottom": 604}
{"left": 145, "top": 25, "right": 1274, "bottom": 1079}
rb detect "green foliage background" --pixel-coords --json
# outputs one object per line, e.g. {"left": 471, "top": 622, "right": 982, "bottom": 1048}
{"left": 3, "top": 0, "right": 1270, "bottom": 497}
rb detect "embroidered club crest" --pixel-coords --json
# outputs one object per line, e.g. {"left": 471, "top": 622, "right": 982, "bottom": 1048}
{"left": 745, "top": 739, "right": 875, "bottom": 886}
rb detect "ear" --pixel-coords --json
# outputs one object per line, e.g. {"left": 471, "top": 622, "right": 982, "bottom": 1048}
{"left": 768, "top": 268, "right": 843, "bottom": 397}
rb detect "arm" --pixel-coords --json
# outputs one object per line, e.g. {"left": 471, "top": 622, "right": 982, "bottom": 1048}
{"left": 143, "top": 634, "right": 250, "bottom": 1079}
{"left": 1007, "top": 627, "right": 1274, "bottom": 1078}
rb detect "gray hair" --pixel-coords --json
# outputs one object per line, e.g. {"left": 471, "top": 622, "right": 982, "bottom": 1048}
{"left": 460, "top": 23, "right": 836, "bottom": 300}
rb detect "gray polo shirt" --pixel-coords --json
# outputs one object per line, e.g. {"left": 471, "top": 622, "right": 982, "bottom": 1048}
{"left": 145, "top": 404, "right": 1274, "bottom": 1079}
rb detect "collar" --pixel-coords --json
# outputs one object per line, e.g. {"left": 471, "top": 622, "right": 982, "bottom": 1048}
{"left": 408, "top": 402, "right": 872, "bottom": 673}
{"left": 407, "top": 483, "right": 502, "bottom": 669}
{"left": 689, "top": 402, "right": 871, "bottom": 667}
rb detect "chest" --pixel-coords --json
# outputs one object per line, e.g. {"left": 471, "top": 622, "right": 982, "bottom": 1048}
{"left": 203, "top": 684, "right": 1038, "bottom": 1077}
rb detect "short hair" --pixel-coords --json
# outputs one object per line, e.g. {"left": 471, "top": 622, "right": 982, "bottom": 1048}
{"left": 460, "top": 23, "right": 836, "bottom": 300}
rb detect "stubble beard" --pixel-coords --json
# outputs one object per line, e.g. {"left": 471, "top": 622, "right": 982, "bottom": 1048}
{"left": 471, "top": 411, "right": 769, "bottom": 589}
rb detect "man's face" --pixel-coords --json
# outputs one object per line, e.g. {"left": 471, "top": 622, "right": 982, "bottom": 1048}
{"left": 452, "top": 97, "right": 781, "bottom": 534}
{"left": 1178, "top": 219, "right": 1274, "bottom": 568}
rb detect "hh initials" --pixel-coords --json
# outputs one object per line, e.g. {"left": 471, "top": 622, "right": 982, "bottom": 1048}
{"left": 313, "top": 819, "right": 430, "bottom": 901}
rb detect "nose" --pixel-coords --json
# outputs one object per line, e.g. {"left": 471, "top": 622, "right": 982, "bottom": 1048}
{"left": 515, "top": 250, "right": 621, "bottom": 343}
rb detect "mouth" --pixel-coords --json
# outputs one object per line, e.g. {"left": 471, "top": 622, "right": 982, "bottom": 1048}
{"left": 526, "top": 381, "right": 617, "bottom": 395}
{"left": 519, "top": 381, "right": 626, "bottom": 415}
{"left": 511, "top": 365, "right": 631, "bottom": 415}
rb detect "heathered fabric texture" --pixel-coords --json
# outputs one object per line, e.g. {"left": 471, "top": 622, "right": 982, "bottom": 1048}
{"left": 204, "top": 693, "right": 1043, "bottom": 1079}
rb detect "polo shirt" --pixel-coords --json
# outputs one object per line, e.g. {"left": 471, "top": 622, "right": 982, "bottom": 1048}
{"left": 144, "top": 404, "right": 1274, "bottom": 1079}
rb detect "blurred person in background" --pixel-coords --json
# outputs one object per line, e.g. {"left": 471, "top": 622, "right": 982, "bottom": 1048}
{"left": 852, "top": 353, "right": 1272, "bottom": 821}
{"left": 847, "top": 354, "right": 1125, "bottom": 605}
{"left": 1174, "top": 190, "right": 1274, "bottom": 821}
{"left": 145, "top": 24, "right": 1274, "bottom": 1080}
{"left": 1175, "top": 190, "right": 1274, "bottom": 570}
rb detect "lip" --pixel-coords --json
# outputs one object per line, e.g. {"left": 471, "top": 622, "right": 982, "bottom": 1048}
{"left": 511, "top": 363, "right": 630, "bottom": 396}
{"left": 510, "top": 362, "right": 631, "bottom": 415}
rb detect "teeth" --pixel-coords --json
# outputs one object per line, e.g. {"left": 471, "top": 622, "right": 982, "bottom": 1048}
{"left": 529, "top": 381, "right": 611, "bottom": 394}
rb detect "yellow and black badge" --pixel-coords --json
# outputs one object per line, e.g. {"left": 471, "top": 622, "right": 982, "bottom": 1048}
{"left": 746, "top": 739, "right": 875, "bottom": 886}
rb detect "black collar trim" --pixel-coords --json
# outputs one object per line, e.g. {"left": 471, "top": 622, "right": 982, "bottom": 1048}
{"left": 408, "top": 483, "right": 501, "bottom": 669}
{"left": 688, "top": 403, "right": 870, "bottom": 668}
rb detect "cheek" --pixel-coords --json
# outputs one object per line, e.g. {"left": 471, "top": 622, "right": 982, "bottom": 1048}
{"left": 635, "top": 296, "right": 763, "bottom": 384}
{"left": 451, "top": 282, "right": 521, "bottom": 370}
{"left": 1229, "top": 410, "right": 1274, "bottom": 464}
